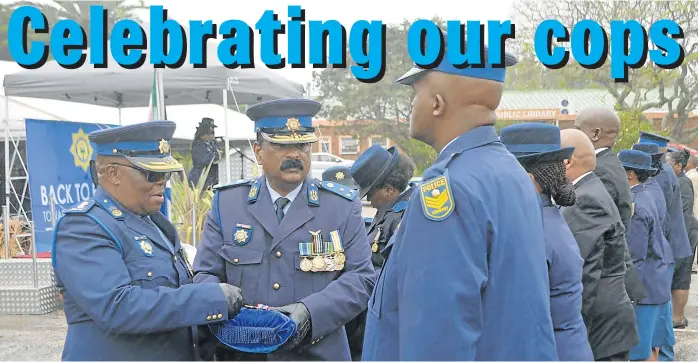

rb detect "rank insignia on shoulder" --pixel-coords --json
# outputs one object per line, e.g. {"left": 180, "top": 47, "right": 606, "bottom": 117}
{"left": 391, "top": 200, "right": 409, "bottom": 213}
{"left": 233, "top": 224, "right": 252, "bottom": 246}
{"left": 213, "top": 178, "right": 256, "bottom": 191}
{"left": 307, "top": 182, "right": 320, "bottom": 206}
{"left": 139, "top": 240, "right": 154, "bottom": 256}
{"left": 318, "top": 181, "right": 357, "bottom": 201}
{"left": 64, "top": 200, "right": 95, "bottom": 214}
{"left": 247, "top": 184, "right": 260, "bottom": 203}
{"left": 420, "top": 174, "right": 455, "bottom": 221}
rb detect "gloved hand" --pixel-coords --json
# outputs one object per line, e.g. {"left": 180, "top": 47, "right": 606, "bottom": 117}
{"left": 218, "top": 284, "right": 244, "bottom": 319}
{"left": 270, "top": 303, "right": 312, "bottom": 351}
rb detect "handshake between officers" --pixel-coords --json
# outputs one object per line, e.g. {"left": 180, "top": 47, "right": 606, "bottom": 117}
{"left": 192, "top": 98, "right": 375, "bottom": 361}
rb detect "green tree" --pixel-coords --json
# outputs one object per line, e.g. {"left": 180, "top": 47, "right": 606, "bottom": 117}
{"left": 312, "top": 19, "right": 443, "bottom": 174}
{"left": 512, "top": 0, "right": 698, "bottom": 143}
{"left": 0, "top": 3, "right": 17, "bottom": 61}
{"left": 613, "top": 109, "right": 669, "bottom": 152}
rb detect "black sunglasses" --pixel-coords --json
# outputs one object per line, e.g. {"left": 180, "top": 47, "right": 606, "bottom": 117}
{"left": 111, "top": 163, "right": 172, "bottom": 183}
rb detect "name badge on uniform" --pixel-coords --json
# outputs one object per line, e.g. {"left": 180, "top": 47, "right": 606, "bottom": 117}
{"left": 233, "top": 224, "right": 252, "bottom": 246}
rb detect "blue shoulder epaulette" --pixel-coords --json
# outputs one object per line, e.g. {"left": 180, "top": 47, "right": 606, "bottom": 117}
{"left": 213, "top": 178, "right": 256, "bottom": 191}
{"left": 63, "top": 200, "right": 96, "bottom": 215}
{"left": 317, "top": 180, "right": 358, "bottom": 201}
{"left": 391, "top": 200, "right": 409, "bottom": 213}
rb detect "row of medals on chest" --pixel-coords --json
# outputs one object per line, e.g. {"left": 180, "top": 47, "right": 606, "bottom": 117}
{"left": 299, "top": 230, "right": 346, "bottom": 272}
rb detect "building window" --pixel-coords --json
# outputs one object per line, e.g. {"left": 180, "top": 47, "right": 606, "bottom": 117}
{"left": 370, "top": 136, "right": 388, "bottom": 148}
{"left": 340, "top": 137, "right": 359, "bottom": 155}
{"left": 319, "top": 138, "right": 331, "bottom": 153}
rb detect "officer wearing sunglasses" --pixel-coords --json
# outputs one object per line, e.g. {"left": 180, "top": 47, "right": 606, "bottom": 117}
{"left": 52, "top": 121, "right": 245, "bottom": 361}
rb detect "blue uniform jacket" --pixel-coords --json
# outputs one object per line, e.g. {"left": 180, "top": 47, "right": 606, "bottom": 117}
{"left": 655, "top": 163, "right": 692, "bottom": 259}
{"left": 362, "top": 126, "right": 557, "bottom": 361}
{"left": 628, "top": 184, "right": 672, "bottom": 305}
{"left": 644, "top": 177, "right": 673, "bottom": 264}
{"left": 541, "top": 194, "right": 593, "bottom": 361}
{"left": 193, "top": 176, "right": 375, "bottom": 361}
{"left": 52, "top": 187, "right": 229, "bottom": 361}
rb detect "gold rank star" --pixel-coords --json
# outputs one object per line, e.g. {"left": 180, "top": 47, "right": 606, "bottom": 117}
{"left": 336, "top": 172, "right": 345, "bottom": 180}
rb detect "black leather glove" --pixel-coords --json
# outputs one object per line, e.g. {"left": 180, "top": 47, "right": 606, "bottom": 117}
{"left": 270, "top": 302, "right": 312, "bottom": 351}
{"left": 218, "top": 284, "right": 244, "bottom": 319}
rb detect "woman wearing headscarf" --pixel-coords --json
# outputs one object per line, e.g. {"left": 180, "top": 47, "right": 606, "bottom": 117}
{"left": 188, "top": 118, "right": 221, "bottom": 190}
{"left": 501, "top": 123, "right": 592, "bottom": 361}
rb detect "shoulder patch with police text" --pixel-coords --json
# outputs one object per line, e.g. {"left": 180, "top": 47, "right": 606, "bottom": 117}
{"left": 318, "top": 180, "right": 358, "bottom": 201}
{"left": 63, "top": 200, "right": 96, "bottom": 215}
{"left": 213, "top": 178, "right": 256, "bottom": 191}
{"left": 420, "top": 175, "right": 455, "bottom": 221}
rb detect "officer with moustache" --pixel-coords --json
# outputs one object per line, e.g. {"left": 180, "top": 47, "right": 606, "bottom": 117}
{"left": 193, "top": 99, "right": 375, "bottom": 361}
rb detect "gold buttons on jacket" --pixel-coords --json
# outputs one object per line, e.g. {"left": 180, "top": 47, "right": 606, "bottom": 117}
{"left": 233, "top": 258, "right": 239, "bottom": 264}
{"left": 273, "top": 283, "right": 280, "bottom": 290}
{"left": 206, "top": 315, "right": 212, "bottom": 321}
{"left": 217, "top": 313, "right": 223, "bottom": 319}
{"left": 275, "top": 251, "right": 282, "bottom": 258}
{"left": 147, "top": 272, "right": 152, "bottom": 277}
{"left": 212, "top": 314, "right": 218, "bottom": 320}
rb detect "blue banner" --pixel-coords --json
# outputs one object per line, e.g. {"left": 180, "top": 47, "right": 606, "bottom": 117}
{"left": 25, "top": 119, "right": 116, "bottom": 252}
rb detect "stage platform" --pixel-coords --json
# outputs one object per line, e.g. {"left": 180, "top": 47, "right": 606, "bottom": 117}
{"left": 0, "top": 258, "right": 60, "bottom": 315}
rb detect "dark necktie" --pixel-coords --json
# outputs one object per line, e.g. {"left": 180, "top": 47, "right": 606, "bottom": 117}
{"left": 275, "top": 197, "right": 291, "bottom": 223}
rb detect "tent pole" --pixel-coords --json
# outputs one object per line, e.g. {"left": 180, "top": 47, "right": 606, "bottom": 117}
{"left": 3, "top": 96, "right": 9, "bottom": 259}
{"left": 223, "top": 89, "right": 230, "bottom": 184}
{"left": 118, "top": 106, "right": 122, "bottom": 126}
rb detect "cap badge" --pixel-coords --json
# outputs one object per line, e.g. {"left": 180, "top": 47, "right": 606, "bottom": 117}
{"left": 158, "top": 139, "right": 170, "bottom": 154}
{"left": 286, "top": 118, "right": 301, "bottom": 132}
{"left": 335, "top": 172, "right": 345, "bottom": 180}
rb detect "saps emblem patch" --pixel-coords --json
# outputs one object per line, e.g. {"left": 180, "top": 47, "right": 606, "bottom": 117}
{"left": 419, "top": 174, "right": 455, "bottom": 221}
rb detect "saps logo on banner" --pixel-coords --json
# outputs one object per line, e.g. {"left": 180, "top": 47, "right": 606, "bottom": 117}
{"left": 25, "top": 119, "right": 116, "bottom": 252}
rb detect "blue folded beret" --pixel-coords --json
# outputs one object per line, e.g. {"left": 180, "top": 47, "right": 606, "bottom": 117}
{"left": 210, "top": 307, "right": 297, "bottom": 353}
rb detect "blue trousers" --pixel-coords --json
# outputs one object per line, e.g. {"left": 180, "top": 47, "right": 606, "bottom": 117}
{"left": 658, "top": 265, "right": 676, "bottom": 361}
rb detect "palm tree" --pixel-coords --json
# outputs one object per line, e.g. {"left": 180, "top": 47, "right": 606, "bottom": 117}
{"left": 0, "top": 0, "right": 147, "bottom": 61}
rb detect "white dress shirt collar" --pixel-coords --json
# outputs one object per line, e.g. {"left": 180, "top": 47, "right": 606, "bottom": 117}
{"left": 572, "top": 171, "right": 593, "bottom": 186}
{"left": 266, "top": 180, "right": 304, "bottom": 214}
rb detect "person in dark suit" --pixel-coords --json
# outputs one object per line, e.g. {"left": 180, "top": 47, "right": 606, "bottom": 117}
{"left": 667, "top": 149, "right": 698, "bottom": 329}
{"left": 574, "top": 107, "right": 646, "bottom": 303}
{"left": 560, "top": 129, "right": 638, "bottom": 361}
{"left": 620, "top": 150, "right": 673, "bottom": 361}
{"left": 501, "top": 123, "right": 593, "bottom": 361}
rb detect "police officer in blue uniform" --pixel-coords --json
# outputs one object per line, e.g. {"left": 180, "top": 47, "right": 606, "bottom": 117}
{"left": 619, "top": 150, "right": 673, "bottom": 361}
{"left": 501, "top": 123, "right": 593, "bottom": 361}
{"left": 362, "top": 39, "right": 558, "bottom": 360}
{"left": 52, "top": 121, "right": 244, "bottom": 361}
{"left": 632, "top": 144, "right": 668, "bottom": 234}
{"left": 193, "top": 98, "right": 375, "bottom": 361}
{"left": 345, "top": 145, "right": 416, "bottom": 361}
{"left": 638, "top": 132, "right": 688, "bottom": 360}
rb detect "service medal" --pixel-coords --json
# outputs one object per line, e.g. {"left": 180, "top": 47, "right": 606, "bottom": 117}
{"left": 300, "top": 257, "right": 312, "bottom": 272}
{"left": 334, "top": 262, "right": 345, "bottom": 271}
{"left": 371, "top": 242, "right": 378, "bottom": 253}
{"left": 334, "top": 252, "right": 346, "bottom": 264}
{"left": 312, "top": 256, "right": 326, "bottom": 271}
{"left": 324, "top": 257, "right": 335, "bottom": 272}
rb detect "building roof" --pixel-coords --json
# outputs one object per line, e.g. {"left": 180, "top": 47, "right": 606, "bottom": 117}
{"left": 499, "top": 89, "right": 670, "bottom": 113}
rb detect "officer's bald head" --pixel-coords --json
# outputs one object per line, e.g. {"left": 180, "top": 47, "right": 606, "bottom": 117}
{"left": 410, "top": 71, "right": 503, "bottom": 152}
{"left": 574, "top": 107, "right": 621, "bottom": 149}
{"left": 561, "top": 129, "right": 597, "bottom": 182}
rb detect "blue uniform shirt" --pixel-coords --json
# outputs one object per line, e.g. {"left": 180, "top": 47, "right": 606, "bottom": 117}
{"left": 628, "top": 184, "right": 672, "bottom": 305}
{"left": 655, "top": 163, "right": 692, "bottom": 259}
{"left": 644, "top": 177, "right": 673, "bottom": 264}
{"left": 361, "top": 126, "right": 557, "bottom": 361}
{"left": 540, "top": 194, "right": 593, "bottom": 361}
{"left": 52, "top": 187, "right": 229, "bottom": 361}
{"left": 193, "top": 176, "right": 375, "bottom": 360}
